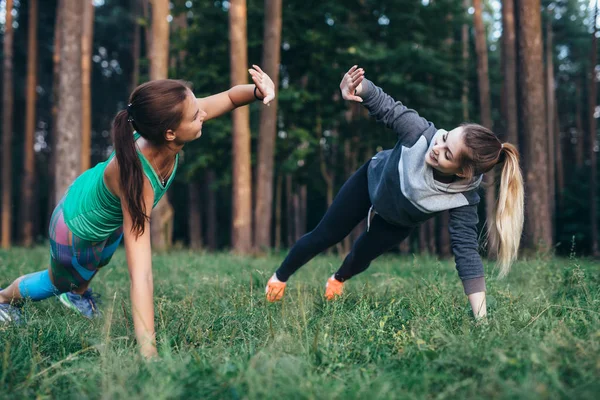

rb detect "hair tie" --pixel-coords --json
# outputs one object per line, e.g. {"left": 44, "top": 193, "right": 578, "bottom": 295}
{"left": 127, "top": 103, "right": 134, "bottom": 122}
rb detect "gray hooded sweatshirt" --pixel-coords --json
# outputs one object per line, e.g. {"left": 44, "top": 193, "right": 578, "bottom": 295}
{"left": 361, "top": 79, "right": 485, "bottom": 295}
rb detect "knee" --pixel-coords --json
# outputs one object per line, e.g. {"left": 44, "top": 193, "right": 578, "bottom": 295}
{"left": 18, "top": 270, "right": 62, "bottom": 300}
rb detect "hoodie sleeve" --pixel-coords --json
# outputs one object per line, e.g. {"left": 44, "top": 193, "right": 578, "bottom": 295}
{"left": 361, "top": 79, "right": 433, "bottom": 147}
{"left": 448, "top": 204, "right": 486, "bottom": 295}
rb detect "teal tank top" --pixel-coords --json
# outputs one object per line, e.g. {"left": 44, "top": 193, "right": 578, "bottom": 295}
{"left": 62, "top": 133, "right": 179, "bottom": 241}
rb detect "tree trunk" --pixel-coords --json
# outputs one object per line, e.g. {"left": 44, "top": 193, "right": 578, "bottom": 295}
{"left": 462, "top": 0, "right": 470, "bottom": 121}
{"left": 293, "top": 192, "right": 301, "bottom": 242}
{"left": 48, "top": 0, "right": 63, "bottom": 216}
{"left": 589, "top": 0, "right": 599, "bottom": 255}
{"left": 575, "top": 81, "right": 585, "bottom": 168}
{"left": 473, "top": 0, "right": 497, "bottom": 255}
{"left": 516, "top": 0, "right": 552, "bottom": 250}
{"left": 427, "top": 218, "right": 437, "bottom": 255}
{"left": 81, "top": 0, "right": 94, "bottom": 172}
{"left": 555, "top": 100, "right": 564, "bottom": 209}
{"left": 229, "top": 0, "right": 253, "bottom": 253}
{"left": 149, "top": 0, "right": 174, "bottom": 251}
{"left": 299, "top": 184, "right": 307, "bottom": 237}
{"left": 419, "top": 224, "right": 427, "bottom": 254}
{"left": 545, "top": 11, "right": 556, "bottom": 241}
{"left": 286, "top": 174, "right": 294, "bottom": 247}
{"left": 502, "top": 0, "right": 519, "bottom": 146}
{"left": 205, "top": 169, "right": 217, "bottom": 250}
{"left": 274, "top": 173, "right": 283, "bottom": 249}
{"left": 188, "top": 182, "right": 203, "bottom": 249}
{"left": 55, "top": 0, "right": 83, "bottom": 204}
{"left": 1, "top": 0, "right": 15, "bottom": 248}
{"left": 438, "top": 211, "right": 451, "bottom": 257}
{"left": 20, "top": 0, "right": 38, "bottom": 247}
{"left": 254, "top": 0, "right": 282, "bottom": 250}
{"left": 131, "top": 0, "right": 141, "bottom": 92}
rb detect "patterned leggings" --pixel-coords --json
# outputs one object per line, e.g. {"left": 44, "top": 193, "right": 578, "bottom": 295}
{"left": 48, "top": 201, "right": 123, "bottom": 292}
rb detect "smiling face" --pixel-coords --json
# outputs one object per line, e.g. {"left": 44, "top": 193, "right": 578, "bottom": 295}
{"left": 166, "top": 89, "right": 207, "bottom": 144}
{"left": 425, "top": 126, "right": 468, "bottom": 177}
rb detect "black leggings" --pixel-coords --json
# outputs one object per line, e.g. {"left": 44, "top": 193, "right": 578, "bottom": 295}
{"left": 275, "top": 160, "right": 413, "bottom": 282}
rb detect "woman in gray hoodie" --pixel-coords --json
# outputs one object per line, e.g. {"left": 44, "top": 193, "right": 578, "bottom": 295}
{"left": 266, "top": 66, "right": 524, "bottom": 318}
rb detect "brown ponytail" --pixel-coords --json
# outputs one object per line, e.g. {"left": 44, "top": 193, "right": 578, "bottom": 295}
{"left": 111, "top": 79, "right": 190, "bottom": 237}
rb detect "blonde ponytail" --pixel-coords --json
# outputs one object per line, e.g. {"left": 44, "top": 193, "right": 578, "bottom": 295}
{"left": 489, "top": 143, "right": 524, "bottom": 278}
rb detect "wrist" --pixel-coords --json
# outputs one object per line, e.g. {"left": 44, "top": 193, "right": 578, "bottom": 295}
{"left": 254, "top": 85, "right": 264, "bottom": 101}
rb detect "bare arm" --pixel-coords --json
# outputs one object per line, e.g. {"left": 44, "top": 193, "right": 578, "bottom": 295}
{"left": 197, "top": 65, "right": 275, "bottom": 121}
{"left": 468, "top": 292, "right": 487, "bottom": 318}
{"left": 121, "top": 180, "right": 157, "bottom": 359}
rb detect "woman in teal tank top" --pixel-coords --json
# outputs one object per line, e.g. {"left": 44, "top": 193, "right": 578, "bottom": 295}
{"left": 0, "top": 65, "right": 275, "bottom": 359}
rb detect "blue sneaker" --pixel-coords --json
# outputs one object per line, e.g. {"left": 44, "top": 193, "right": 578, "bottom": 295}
{"left": 58, "top": 289, "right": 101, "bottom": 319}
{"left": 0, "top": 302, "right": 23, "bottom": 324}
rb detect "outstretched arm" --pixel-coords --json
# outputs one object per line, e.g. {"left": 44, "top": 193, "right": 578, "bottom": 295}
{"left": 197, "top": 65, "right": 275, "bottom": 121}
{"left": 121, "top": 180, "right": 158, "bottom": 359}
{"left": 340, "top": 65, "right": 432, "bottom": 146}
{"left": 449, "top": 204, "right": 487, "bottom": 319}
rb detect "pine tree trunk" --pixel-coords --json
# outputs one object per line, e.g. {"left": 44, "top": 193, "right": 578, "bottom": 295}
{"left": 462, "top": 0, "right": 470, "bottom": 121}
{"left": 149, "top": 0, "right": 174, "bottom": 251}
{"left": 188, "top": 182, "right": 203, "bottom": 249}
{"left": 254, "top": 0, "right": 282, "bottom": 250}
{"left": 48, "top": 0, "right": 63, "bottom": 218}
{"left": 229, "top": 0, "right": 253, "bottom": 253}
{"left": 589, "top": 1, "right": 599, "bottom": 255}
{"left": 131, "top": 0, "right": 141, "bottom": 92}
{"left": 473, "top": 0, "right": 497, "bottom": 255}
{"left": 419, "top": 225, "right": 427, "bottom": 254}
{"left": 516, "top": 0, "right": 552, "bottom": 250}
{"left": 575, "top": 82, "right": 585, "bottom": 168}
{"left": 438, "top": 211, "right": 451, "bottom": 257}
{"left": 286, "top": 174, "right": 294, "bottom": 247}
{"left": 20, "top": 0, "right": 38, "bottom": 247}
{"left": 55, "top": 0, "right": 84, "bottom": 204}
{"left": 299, "top": 184, "right": 307, "bottom": 238}
{"left": 274, "top": 173, "right": 283, "bottom": 249}
{"left": 293, "top": 192, "right": 301, "bottom": 242}
{"left": 427, "top": 218, "right": 437, "bottom": 254}
{"left": 2, "top": 0, "right": 15, "bottom": 248}
{"left": 555, "top": 101, "right": 564, "bottom": 209}
{"left": 81, "top": 0, "right": 94, "bottom": 172}
{"left": 502, "top": 0, "right": 519, "bottom": 146}
{"left": 205, "top": 169, "right": 217, "bottom": 250}
{"left": 545, "top": 12, "right": 556, "bottom": 241}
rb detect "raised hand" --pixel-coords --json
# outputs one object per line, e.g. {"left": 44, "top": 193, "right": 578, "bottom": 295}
{"left": 248, "top": 64, "right": 276, "bottom": 105}
{"left": 340, "top": 65, "right": 365, "bottom": 102}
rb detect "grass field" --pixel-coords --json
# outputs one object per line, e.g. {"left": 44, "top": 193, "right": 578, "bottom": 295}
{"left": 0, "top": 246, "right": 599, "bottom": 399}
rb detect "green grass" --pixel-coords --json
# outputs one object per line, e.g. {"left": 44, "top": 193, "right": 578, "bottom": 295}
{"left": 1, "top": 247, "right": 599, "bottom": 399}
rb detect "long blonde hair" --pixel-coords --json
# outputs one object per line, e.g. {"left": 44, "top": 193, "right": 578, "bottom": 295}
{"left": 460, "top": 124, "right": 525, "bottom": 278}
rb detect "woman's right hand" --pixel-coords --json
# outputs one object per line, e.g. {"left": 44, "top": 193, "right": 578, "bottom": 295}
{"left": 340, "top": 65, "right": 365, "bottom": 102}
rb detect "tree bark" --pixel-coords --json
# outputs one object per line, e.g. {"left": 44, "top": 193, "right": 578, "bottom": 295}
{"left": 473, "top": 0, "right": 497, "bottom": 255}
{"left": 545, "top": 11, "right": 556, "bottom": 241}
{"left": 229, "top": 0, "right": 253, "bottom": 253}
{"left": 502, "top": 0, "right": 519, "bottom": 146}
{"left": 254, "top": 0, "right": 282, "bottom": 250}
{"left": 81, "top": 0, "right": 94, "bottom": 172}
{"left": 149, "top": 0, "right": 174, "bottom": 251}
{"left": 555, "top": 100, "right": 564, "bottom": 209}
{"left": 462, "top": 0, "right": 470, "bottom": 121}
{"left": 205, "top": 169, "right": 217, "bottom": 250}
{"left": 516, "top": 0, "right": 552, "bottom": 250}
{"left": 274, "top": 173, "right": 283, "bottom": 249}
{"left": 55, "top": 0, "right": 83, "bottom": 204}
{"left": 131, "top": 0, "right": 141, "bottom": 92}
{"left": 286, "top": 174, "right": 294, "bottom": 247}
{"left": 188, "top": 182, "right": 203, "bottom": 249}
{"left": 20, "top": 0, "right": 38, "bottom": 247}
{"left": 2, "top": 0, "right": 15, "bottom": 248}
{"left": 589, "top": 0, "right": 599, "bottom": 255}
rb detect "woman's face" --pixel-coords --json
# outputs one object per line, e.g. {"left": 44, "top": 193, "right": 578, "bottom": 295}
{"left": 170, "top": 90, "right": 207, "bottom": 144}
{"left": 425, "top": 126, "right": 468, "bottom": 176}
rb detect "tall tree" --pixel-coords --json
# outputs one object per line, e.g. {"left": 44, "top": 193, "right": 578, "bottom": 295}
{"left": 21, "top": 0, "right": 38, "bottom": 247}
{"left": 1, "top": 0, "right": 15, "bottom": 248}
{"left": 462, "top": 0, "right": 470, "bottom": 122}
{"left": 545, "top": 9, "right": 556, "bottom": 239}
{"left": 588, "top": 0, "right": 599, "bottom": 255}
{"left": 188, "top": 183, "right": 203, "bottom": 249}
{"left": 131, "top": 0, "right": 141, "bottom": 92}
{"left": 55, "top": 0, "right": 83, "bottom": 206}
{"left": 502, "top": 0, "right": 519, "bottom": 146}
{"left": 81, "top": 0, "right": 95, "bottom": 172}
{"left": 229, "top": 0, "right": 253, "bottom": 253}
{"left": 517, "top": 0, "right": 552, "bottom": 250}
{"left": 254, "top": 0, "right": 282, "bottom": 250}
{"left": 149, "top": 0, "right": 175, "bottom": 250}
{"left": 205, "top": 170, "right": 217, "bottom": 250}
{"left": 473, "top": 0, "right": 497, "bottom": 254}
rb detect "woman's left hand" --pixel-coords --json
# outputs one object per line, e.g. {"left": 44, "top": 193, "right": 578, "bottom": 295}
{"left": 248, "top": 65, "right": 276, "bottom": 105}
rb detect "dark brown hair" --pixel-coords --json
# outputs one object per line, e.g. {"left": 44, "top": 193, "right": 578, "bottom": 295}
{"left": 112, "top": 79, "right": 190, "bottom": 237}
